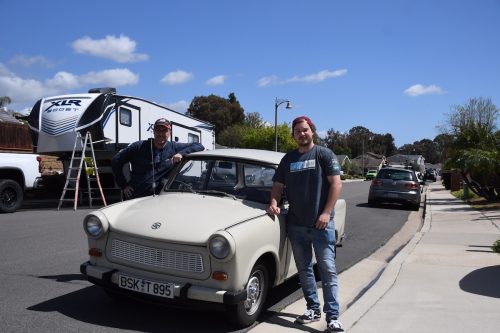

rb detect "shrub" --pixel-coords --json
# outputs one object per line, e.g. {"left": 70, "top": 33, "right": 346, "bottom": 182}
{"left": 492, "top": 240, "right": 500, "bottom": 254}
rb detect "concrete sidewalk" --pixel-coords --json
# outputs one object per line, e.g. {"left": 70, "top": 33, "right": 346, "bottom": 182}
{"left": 249, "top": 182, "right": 500, "bottom": 332}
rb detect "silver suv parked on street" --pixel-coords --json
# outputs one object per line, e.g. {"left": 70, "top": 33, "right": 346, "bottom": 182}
{"left": 368, "top": 167, "right": 422, "bottom": 210}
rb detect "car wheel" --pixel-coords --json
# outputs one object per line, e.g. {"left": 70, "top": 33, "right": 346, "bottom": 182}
{"left": 367, "top": 198, "right": 377, "bottom": 207}
{"left": 0, "top": 179, "right": 23, "bottom": 213}
{"left": 228, "top": 263, "right": 269, "bottom": 328}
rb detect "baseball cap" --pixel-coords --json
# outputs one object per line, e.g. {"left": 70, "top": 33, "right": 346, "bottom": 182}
{"left": 292, "top": 116, "right": 315, "bottom": 130}
{"left": 154, "top": 118, "right": 171, "bottom": 130}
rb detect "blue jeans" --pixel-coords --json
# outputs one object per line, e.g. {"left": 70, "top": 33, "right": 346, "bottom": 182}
{"left": 287, "top": 221, "right": 340, "bottom": 320}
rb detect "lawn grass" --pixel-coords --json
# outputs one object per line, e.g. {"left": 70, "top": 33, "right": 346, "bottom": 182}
{"left": 451, "top": 189, "right": 500, "bottom": 210}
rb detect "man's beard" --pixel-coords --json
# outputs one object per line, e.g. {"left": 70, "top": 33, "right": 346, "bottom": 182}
{"left": 297, "top": 137, "right": 313, "bottom": 147}
{"left": 154, "top": 137, "right": 167, "bottom": 148}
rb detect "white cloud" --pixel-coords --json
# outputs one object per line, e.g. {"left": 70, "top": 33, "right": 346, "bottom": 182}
{"left": 289, "top": 69, "right": 348, "bottom": 83}
{"left": 71, "top": 35, "right": 149, "bottom": 63}
{"left": 80, "top": 68, "right": 139, "bottom": 86}
{"left": 163, "top": 100, "right": 190, "bottom": 113}
{"left": 0, "top": 63, "right": 12, "bottom": 76}
{"left": 258, "top": 69, "right": 347, "bottom": 87}
{"left": 0, "top": 63, "right": 139, "bottom": 105}
{"left": 206, "top": 75, "right": 226, "bottom": 86}
{"left": 160, "top": 70, "right": 194, "bottom": 85}
{"left": 9, "top": 55, "right": 55, "bottom": 68}
{"left": 45, "top": 71, "right": 80, "bottom": 90}
{"left": 404, "top": 84, "right": 445, "bottom": 97}
{"left": 257, "top": 75, "right": 279, "bottom": 87}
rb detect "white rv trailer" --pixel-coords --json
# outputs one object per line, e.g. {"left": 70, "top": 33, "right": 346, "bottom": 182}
{"left": 27, "top": 88, "right": 215, "bottom": 188}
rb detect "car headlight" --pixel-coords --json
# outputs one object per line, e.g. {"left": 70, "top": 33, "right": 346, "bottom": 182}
{"left": 208, "top": 232, "right": 235, "bottom": 261}
{"left": 83, "top": 212, "right": 109, "bottom": 238}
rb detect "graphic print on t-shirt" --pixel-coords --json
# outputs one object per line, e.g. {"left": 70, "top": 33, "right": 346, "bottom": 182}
{"left": 290, "top": 159, "right": 316, "bottom": 172}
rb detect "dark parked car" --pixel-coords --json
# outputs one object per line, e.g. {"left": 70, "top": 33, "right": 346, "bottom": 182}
{"left": 424, "top": 169, "right": 437, "bottom": 182}
{"left": 368, "top": 167, "right": 423, "bottom": 210}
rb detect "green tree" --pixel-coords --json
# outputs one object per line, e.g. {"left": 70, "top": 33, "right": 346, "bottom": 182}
{"left": 244, "top": 112, "right": 265, "bottom": 128}
{"left": 218, "top": 122, "right": 297, "bottom": 152}
{"left": 321, "top": 129, "right": 351, "bottom": 156}
{"left": 186, "top": 93, "right": 245, "bottom": 139}
{"left": 433, "top": 133, "right": 453, "bottom": 163}
{"left": 444, "top": 97, "right": 500, "bottom": 200}
{"left": 217, "top": 125, "right": 244, "bottom": 148}
{"left": 347, "top": 126, "right": 373, "bottom": 158}
{"left": 398, "top": 139, "right": 440, "bottom": 163}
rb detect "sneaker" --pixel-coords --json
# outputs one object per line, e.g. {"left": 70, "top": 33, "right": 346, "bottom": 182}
{"left": 295, "top": 308, "right": 321, "bottom": 324}
{"left": 327, "top": 318, "right": 344, "bottom": 332}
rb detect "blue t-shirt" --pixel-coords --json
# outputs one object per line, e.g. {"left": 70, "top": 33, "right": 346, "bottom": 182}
{"left": 273, "top": 145, "right": 341, "bottom": 227}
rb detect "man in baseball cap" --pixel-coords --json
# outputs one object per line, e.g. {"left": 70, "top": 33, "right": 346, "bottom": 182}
{"left": 154, "top": 118, "right": 172, "bottom": 130}
{"left": 111, "top": 117, "right": 204, "bottom": 199}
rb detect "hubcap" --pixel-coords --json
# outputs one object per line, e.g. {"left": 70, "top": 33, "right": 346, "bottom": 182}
{"left": 244, "top": 271, "right": 263, "bottom": 315}
{"left": 1, "top": 188, "right": 16, "bottom": 208}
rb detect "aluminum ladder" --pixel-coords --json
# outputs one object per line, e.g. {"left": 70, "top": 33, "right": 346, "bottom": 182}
{"left": 57, "top": 131, "right": 107, "bottom": 210}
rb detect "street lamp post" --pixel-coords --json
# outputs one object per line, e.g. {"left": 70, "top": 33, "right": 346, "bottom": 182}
{"left": 274, "top": 98, "right": 292, "bottom": 151}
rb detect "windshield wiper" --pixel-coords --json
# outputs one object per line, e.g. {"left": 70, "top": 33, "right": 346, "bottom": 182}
{"left": 198, "top": 190, "right": 237, "bottom": 200}
{"left": 167, "top": 180, "right": 196, "bottom": 194}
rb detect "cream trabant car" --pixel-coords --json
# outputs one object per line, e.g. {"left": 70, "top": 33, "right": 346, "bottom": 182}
{"left": 80, "top": 149, "right": 346, "bottom": 327}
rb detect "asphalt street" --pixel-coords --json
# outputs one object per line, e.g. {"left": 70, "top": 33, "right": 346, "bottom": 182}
{"left": 0, "top": 181, "right": 415, "bottom": 332}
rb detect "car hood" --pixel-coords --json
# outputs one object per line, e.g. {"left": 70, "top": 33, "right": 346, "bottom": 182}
{"left": 99, "top": 192, "right": 266, "bottom": 244}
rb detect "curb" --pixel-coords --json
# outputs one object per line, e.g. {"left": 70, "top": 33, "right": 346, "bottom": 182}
{"left": 341, "top": 187, "right": 430, "bottom": 330}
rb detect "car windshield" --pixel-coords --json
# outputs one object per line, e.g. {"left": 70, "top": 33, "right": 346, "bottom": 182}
{"left": 378, "top": 169, "right": 413, "bottom": 181}
{"left": 163, "top": 158, "right": 276, "bottom": 204}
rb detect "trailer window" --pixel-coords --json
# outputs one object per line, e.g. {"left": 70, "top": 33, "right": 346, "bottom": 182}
{"left": 119, "top": 107, "right": 132, "bottom": 127}
{"left": 188, "top": 133, "right": 200, "bottom": 143}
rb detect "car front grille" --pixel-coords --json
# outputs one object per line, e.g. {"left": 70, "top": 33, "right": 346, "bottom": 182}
{"left": 110, "top": 239, "right": 204, "bottom": 273}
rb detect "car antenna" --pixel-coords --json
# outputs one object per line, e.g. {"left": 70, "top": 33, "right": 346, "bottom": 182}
{"left": 150, "top": 130, "right": 156, "bottom": 197}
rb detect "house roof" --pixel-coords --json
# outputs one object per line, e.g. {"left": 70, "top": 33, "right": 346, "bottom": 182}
{"left": 386, "top": 154, "right": 424, "bottom": 163}
{"left": 352, "top": 153, "right": 386, "bottom": 169}
{"left": 335, "top": 154, "right": 350, "bottom": 164}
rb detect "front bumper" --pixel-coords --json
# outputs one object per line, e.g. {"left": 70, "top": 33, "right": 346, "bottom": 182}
{"left": 80, "top": 261, "right": 247, "bottom": 305}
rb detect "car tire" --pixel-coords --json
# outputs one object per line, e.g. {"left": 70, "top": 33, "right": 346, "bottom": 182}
{"left": 367, "top": 198, "right": 377, "bottom": 207}
{"left": 227, "top": 263, "right": 269, "bottom": 328}
{"left": 0, "top": 179, "right": 23, "bottom": 213}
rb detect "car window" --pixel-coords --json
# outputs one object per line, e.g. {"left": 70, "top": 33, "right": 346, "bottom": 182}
{"left": 170, "top": 160, "right": 207, "bottom": 190}
{"left": 244, "top": 165, "right": 275, "bottom": 187}
{"left": 165, "top": 159, "right": 275, "bottom": 204}
{"left": 208, "top": 160, "right": 237, "bottom": 188}
{"left": 378, "top": 170, "right": 413, "bottom": 181}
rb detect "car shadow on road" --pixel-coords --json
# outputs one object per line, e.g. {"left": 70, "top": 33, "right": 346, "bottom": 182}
{"left": 459, "top": 265, "right": 500, "bottom": 299}
{"left": 27, "top": 275, "right": 244, "bottom": 333}
{"left": 27, "top": 273, "right": 303, "bottom": 333}
{"left": 356, "top": 202, "right": 415, "bottom": 211}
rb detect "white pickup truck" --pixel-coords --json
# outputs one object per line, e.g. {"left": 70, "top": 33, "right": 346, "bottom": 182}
{"left": 0, "top": 152, "right": 43, "bottom": 213}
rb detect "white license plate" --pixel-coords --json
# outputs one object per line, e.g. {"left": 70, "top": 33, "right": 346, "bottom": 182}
{"left": 118, "top": 274, "right": 174, "bottom": 299}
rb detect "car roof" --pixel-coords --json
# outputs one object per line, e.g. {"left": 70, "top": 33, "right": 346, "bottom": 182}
{"left": 188, "top": 148, "right": 285, "bottom": 165}
{"left": 380, "top": 167, "right": 414, "bottom": 173}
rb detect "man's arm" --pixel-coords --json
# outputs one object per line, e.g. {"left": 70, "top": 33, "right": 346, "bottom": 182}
{"left": 267, "top": 181, "right": 285, "bottom": 216}
{"left": 315, "top": 174, "right": 342, "bottom": 229}
{"left": 111, "top": 148, "right": 131, "bottom": 189}
{"left": 171, "top": 142, "right": 205, "bottom": 163}
{"left": 175, "top": 142, "right": 205, "bottom": 155}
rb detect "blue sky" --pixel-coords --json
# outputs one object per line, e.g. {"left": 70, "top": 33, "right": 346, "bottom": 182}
{"left": 1, "top": 0, "right": 499, "bottom": 147}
